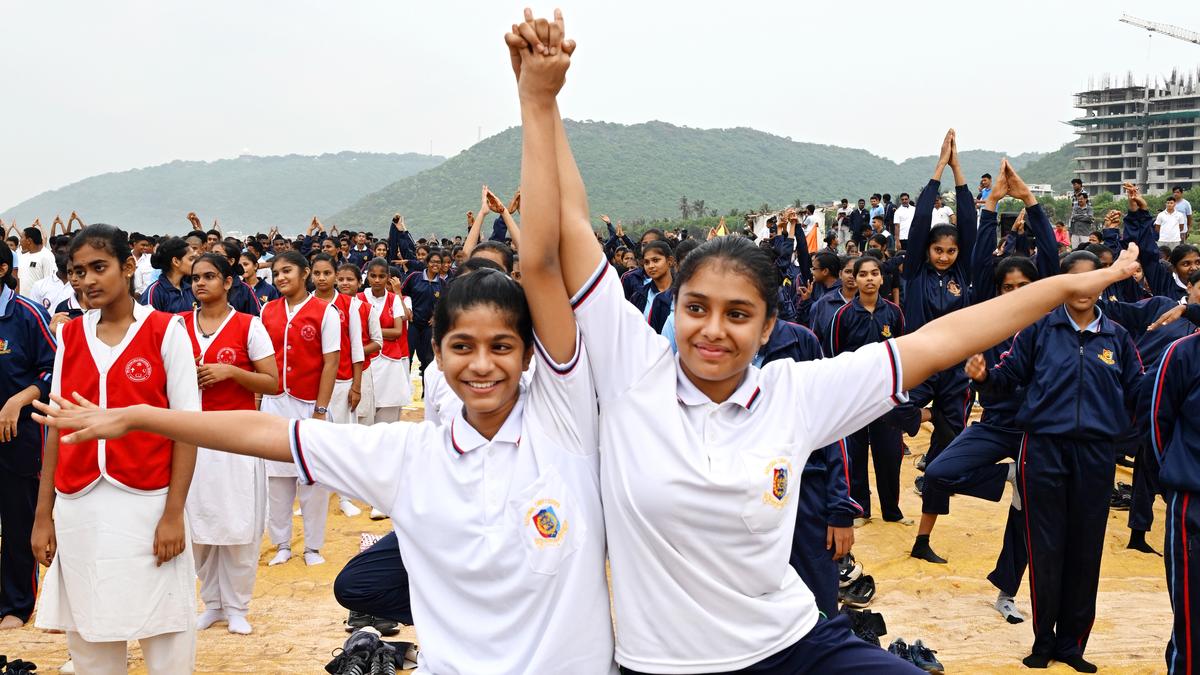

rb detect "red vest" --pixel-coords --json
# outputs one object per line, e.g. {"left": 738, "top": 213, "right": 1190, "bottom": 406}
{"left": 182, "top": 310, "right": 258, "bottom": 412}
{"left": 56, "top": 311, "right": 175, "bottom": 495}
{"left": 359, "top": 290, "right": 410, "bottom": 359}
{"left": 332, "top": 293, "right": 356, "bottom": 381}
{"left": 260, "top": 296, "right": 330, "bottom": 401}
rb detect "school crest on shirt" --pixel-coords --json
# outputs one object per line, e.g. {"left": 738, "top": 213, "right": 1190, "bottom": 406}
{"left": 299, "top": 325, "right": 317, "bottom": 341}
{"left": 124, "top": 357, "right": 153, "bottom": 383}
{"left": 761, "top": 458, "right": 794, "bottom": 509}
{"left": 1097, "top": 348, "right": 1115, "bottom": 366}
{"left": 0, "top": 338, "right": 10, "bottom": 355}
{"left": 215, "top": 347, "right": 237, "bottom": 365}
{"left": 881, "top": 324, "right": 892, "bottom": 338}
{"left": 946, "top": 280, "right": 962, "bottom": 297}
{"left": 525, "top": 499, "right": 568, "bottom": 547}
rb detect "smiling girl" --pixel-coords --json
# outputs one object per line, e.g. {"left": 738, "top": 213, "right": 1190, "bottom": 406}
{"left": 182, "top": 253, "right": 278, "bottom": 634}
{"left": 32, "top": 224, "right": 200, "bottom": 673}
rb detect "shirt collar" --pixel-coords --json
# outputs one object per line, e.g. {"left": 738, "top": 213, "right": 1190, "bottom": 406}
{"left": 449, "top": 398, "right": 525, "bottom": 456}
{"left": 1064, "top": 305, "right": 1103, "bottom": 333}
{"left": 0, "top": 285, "right": 12, "bottom": 315}
{"left": 674, "top": 355, "right": 762, "bottom": 410}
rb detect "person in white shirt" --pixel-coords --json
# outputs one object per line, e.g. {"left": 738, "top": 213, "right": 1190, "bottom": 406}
{"left": 18, "top": 226, "right": 56, "bottom": 296}
{"left": 26, "top": 252, "right": 71, "bottom": 312}
{"left": 931, "top": 194, "right": 955, "bottom": 226}
{"left": 131, "top": 232, "right": 156, "bottom": 296}
{"left": 894, "top": 192, "right": 917, "bottom": 247}
{"left": 37, "top": 28, "right": 617, "bottom": 674}
{"left": 1156, "top": 197, "right": 1188, "bottom": 245}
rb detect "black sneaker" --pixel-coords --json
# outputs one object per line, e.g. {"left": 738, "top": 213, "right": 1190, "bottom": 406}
{"left": 372, "top": 617, "right": 401, "bottom": 637}
{"left": 914, "top": 475, "right": 925, "bottom": 496}
{"left": 840, "top": 606, "right": 887, "bottom": 646}
{"left": 915, "top": 454, "right": 927, "bottom": 471}
{"left": 888, "top": 638, "right": 911, "bottom": 661}
{"left": 837, "top": 553, "right": 863, "bottom": 588}
{"left": 839, "top": 574, "right": 876, "bottom": 608}
{"left": 1109, "top": 485, "right": 1131, "bottom": 510}
{"left": 908, "top": 639, "right": 945, "bottom": 674}
{"left": 345, "top": 610, "right": 373, "bottom": 633}
{"left": 326, "top": 627, "right": 383, "bottom": 675}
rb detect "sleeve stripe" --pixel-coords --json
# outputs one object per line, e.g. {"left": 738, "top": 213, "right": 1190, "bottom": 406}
{"left": 290, "top": 420, "right": 315, "bottom": 484}
{"left": 884, "top": 339, "right": 903, "bottom": 405}
{"left": 1150, "top": 338, "right": 1184, "bottom": 458}
{"left": 837, "top": 439, "right": 865, "bottom": 515}
{"left": 570, "top": 258, "right": 610, "bottom": 310}
{"left": 532, "top": 329, "right": 582, "bottom": 375}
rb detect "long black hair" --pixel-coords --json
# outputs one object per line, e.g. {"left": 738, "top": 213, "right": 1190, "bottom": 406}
{"left": 150, "top": 237, "right": 189, "bottom": 272}
{"left": 0, "top": 244, "right": 14, "bottom": 289}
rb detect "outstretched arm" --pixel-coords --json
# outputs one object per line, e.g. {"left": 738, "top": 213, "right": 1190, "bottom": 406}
{"left": 896, "top": 245, "right": 1140, "bottom": 389}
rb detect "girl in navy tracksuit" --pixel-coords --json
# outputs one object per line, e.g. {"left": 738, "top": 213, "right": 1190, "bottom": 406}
{"left": 1123, "top": 195, "right": 1200, "bottom": 302}
{"left": 0, "top": 246, "right": 56, "bottom": 629}
{"left": 240, "top": 251, "right": 280, "bottom": 307}
{"left": 140, "top": 237, "right": 197, "bottom": 313}
{"left": 829, "top": 256, "right": 908, "bottom": 522}
{"left": 903, "top": 159, "right": 979, "bottom": 482}
{"left": 971, "top": 250, "right": 1144, "bottom": 671}
{"left": 757, "top": 319, "right": 860, "bottom": 616}
{"left": 912, "top": 172, "right": 1058, "bottom": 583}
{"left": 628, "top": 240, "right": 675, "bottom": 333}
{"left": 400, "top": 249, "right": 444, "bottom": 382}
{"left": 1142, "top": 330, "right": 1200, "bottom": 673}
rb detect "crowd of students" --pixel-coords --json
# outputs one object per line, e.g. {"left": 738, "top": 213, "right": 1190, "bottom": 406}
{"left": 2, "top": 9, "right": 1199, "bottom": 675}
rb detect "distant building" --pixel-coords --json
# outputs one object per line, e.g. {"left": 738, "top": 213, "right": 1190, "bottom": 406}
{"left": 1070, "top": 69, "right": 1200, "bottom": 195}
{"left": 1028, "top": 184, "right": 1054, "bottom": 197}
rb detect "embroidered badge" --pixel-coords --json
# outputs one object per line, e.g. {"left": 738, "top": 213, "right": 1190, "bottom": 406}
{"left": 124, "top": 357, "right": 153, "bottom": 383}
{"left": 761, "top": 458, "right": 794, "bottom": 508}
{"left": 525, "top": 499, "right": 567, "bottom": 547}
{"left": 0, "top": 338, "right": 10, "bottom": 355}
{"left": 299, "top": 325, "right": 317, "bottom": 341}
{"left": 947, "top": 280, "right": 962, "bottom": 297}
{"left": 881, "top": 324, "right": 892, "bottom": 338}
{"left": 1098, "top": 348, "right": 1115, "bottom": 366}
{"left": 215, "top": 347, "right": 237, "bottom": 365}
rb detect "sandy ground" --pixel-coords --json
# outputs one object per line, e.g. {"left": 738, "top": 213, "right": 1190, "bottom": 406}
{"left": 2, "top": 408, "right": 1173, "bottom": 673}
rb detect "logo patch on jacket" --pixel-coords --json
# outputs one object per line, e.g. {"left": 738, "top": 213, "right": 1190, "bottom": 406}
{"left": 881, "top": 324, "right": 892, "bottom": 338}
{"left": 1097, "top": 348, "right": 1115, "bottom": 366}
{"left": 761, "top": 458, "right": 793, "bottom": 508}
{"left": 125, "top": 357, "right": 153, "bottom": 382}
{"left": 947, "top": 280, "right": 962, "bottom": 297}
{"left": 526, "top": 499, "right": 568, "bottom": 547}
{"left": 0, "top": 338, "right": 10, "bottom": 355}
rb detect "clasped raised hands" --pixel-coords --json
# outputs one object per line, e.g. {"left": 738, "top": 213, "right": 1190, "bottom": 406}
{"left": 505, "top": 8, "right": 575, "bottom": 100}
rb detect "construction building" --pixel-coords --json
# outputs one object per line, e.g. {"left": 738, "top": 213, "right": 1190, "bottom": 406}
{"left": 1070, "top": 69, "right": 1200, "bottom": 195}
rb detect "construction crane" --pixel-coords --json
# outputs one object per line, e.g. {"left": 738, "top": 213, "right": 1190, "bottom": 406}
{"left": 1119, "top": 14, "right": 1200, "bottom": 46}
{"left": 1115, "top": 15, "right": 1199, "bottom": 191}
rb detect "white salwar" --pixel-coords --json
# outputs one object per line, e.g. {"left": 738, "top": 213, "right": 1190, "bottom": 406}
{"left": 262, "top": 394, "right": 329, "bottom": 552}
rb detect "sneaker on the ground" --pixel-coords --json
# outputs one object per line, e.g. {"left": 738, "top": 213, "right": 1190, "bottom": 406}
{"left": 1109, "top": 485, "right": 1131, "bottom": 510}
{"left": 369, "top": 507, "right": 389, "bottom": 521}
{"left": 345, "top": 610, "right": 374, "bottom": 633}
{"left": 902, "top": 443, "right": 911, "bottom": 456}
{"left": 913, "top": 475, "right": 925, "bottom": 496}
{"left": 887, "top": 638, "right": 910, "bottom": 660}
{"left": 325, "top": 626, "right": 383, "bottom": 675}
{"left": 840, "top": 606, "right": 887, "bottom": 646}
{"left": 853, "top": 516, "right": 871, "bottom": 528}
{"left": 994, "top": 593, "right": 1024, "bottom": 624}
{"left": 915, "top": 454, "right": 927, "bottom": 471}
{"left": 837, "top": 554, "right": 863, "bottom": 588}
{"left": 340, "top": 498, "right": 363, "bottom": 518}
{"left": 908, "top": 639, "right": 945, "bottom": 674}
{"left": 372, "top": 617, "right": 401, "bottom": 637}
{"left": 839, "top": 574, "right": 876, "bottom": 608}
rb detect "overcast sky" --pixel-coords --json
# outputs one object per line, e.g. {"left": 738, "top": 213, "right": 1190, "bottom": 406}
{"left": 2, "top": 0, "right": 1199, "bottom": 210}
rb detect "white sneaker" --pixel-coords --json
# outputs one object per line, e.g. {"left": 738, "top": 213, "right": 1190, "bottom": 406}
{"left": 369, "top": 507, "right": 389, "bottom": 520}
{"left": 994, "top": 593, "right": 1025, "bottom": 624}
{"left": 340, "top": 498, "right": 362, "bottom": 518}
{"left": 303, "top": 549, "right": 326, "bottom": 566}
{"left": 269, "top": 547, "right": 292, "bottom": 566}
{"left": 1006, "top": 463, "right": 1022, "bottom": 511}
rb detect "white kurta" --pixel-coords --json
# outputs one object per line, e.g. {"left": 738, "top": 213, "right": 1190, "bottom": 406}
{"left": 185, "top": 310, "right": 273, "bottom": 545}
{"left": 364, "top": 291, "right": 413, "bottom": 408}
{"left": 36, "top": 305, "right": 200, "bottom": 642}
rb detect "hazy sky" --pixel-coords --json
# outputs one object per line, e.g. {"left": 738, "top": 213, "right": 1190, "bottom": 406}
{"left": 3, "top": 0, "right": 1199, "bottom": 210}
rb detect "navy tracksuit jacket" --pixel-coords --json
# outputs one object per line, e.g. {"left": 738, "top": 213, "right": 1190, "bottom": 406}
{"left": 1140, "top": 332, "right": 1200, "bottom": 673}
{"left": 758, "top": 321, "right": 860, "bottom": 617}
{"left": 978, "top": 305, "right": 1143, "bottom": 660}
{"left": 1125, "top": 207, "right": 1188, "bottom": 302}
{"left": 902, "top": 179, "right": 979, "bottom": 464}
{"left": 0, "top": 288, "right": 56, "bottom": 623}
{"left": 401, "top": 270, "right": 442, "bottom": 378}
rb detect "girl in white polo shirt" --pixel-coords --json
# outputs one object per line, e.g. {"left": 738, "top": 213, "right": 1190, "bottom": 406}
{"left": 34, "top": 31, "right": 615, "bottom": 674}
{"left": 503, "top": 13, "right": 1143, "bottom": 672}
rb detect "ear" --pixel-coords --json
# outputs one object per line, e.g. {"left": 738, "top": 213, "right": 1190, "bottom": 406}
{"left": 123, "top": 255, "right": 137, "bottom": 277}
{"left": 522, "top": 344, "right": 535, "bottom": 371}
{"left": 760, "top": 314, "right": 777, "bottom": 347}
{"left": 433, "top": 342, "right": 444, "bottom": 370}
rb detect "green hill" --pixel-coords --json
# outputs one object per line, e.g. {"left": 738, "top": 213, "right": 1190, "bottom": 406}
{"left": 331, "top": 121, "right": 1049, "bottom": 235}
{"left": 1015, "top": 141, "right": 1078, "bottom": 193}
{"left": 1, "top": 151, "right": 444, "bottom": 234}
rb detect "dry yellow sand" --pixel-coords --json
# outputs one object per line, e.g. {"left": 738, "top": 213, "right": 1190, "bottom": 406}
{"left": 3, "top": 415, "right": 1171, "bottom": 673}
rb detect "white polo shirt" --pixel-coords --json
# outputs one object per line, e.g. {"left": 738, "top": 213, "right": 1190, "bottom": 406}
{"left": 932, "top": 205, "right": 954, "bottom": 226}
{"left": 289, "top": 330, "right": 615, "bottom": 675}
{"left": 572, "top": 258, "right": 904, "bottom": 673}
{"left": 424, "top": 358, "right": 535, "bottom": 426}
{"left": 1156, "top": 209, "right": 1187, "bottom": 244}
{"left": 894, "top": 204, "right": 917, "bottom": 239}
